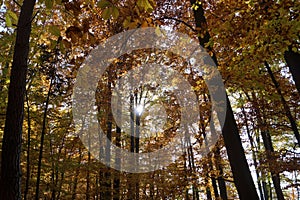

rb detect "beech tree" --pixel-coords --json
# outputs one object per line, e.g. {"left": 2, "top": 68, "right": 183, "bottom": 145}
{"left": 0, "top": 0, "right": 36, "bottom": 199}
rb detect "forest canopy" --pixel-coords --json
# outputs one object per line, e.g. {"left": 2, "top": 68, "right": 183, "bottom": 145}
{"left": 0, "top": 0, "right": 299, "bottom": 199}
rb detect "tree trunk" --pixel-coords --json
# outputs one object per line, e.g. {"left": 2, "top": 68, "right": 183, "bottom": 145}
{"left": 190, "top": 1, "right": 259, "bottom": 199}
{"left": 104, "top": 72, "right": 113, "bottom": 200}
{"left": 24, "top": 90, "right": 31, "bottom": 200}
{"left": 113, "top": 83, "right": 122, "bottom": 200}
{"left": 215, "top": 147, "right": 228, "bottom": 200}
{"left": 35, "top": 77, "right": 54, "bottom": 200}
{"left": 251, "top": 92, "right": 285, "bottom": 200}
{"left": 0, "top": 0, "right": 36, "bottom": 199}
{"left": 128, "top": 94, "right": 135, "bottom": 200}
{"left": 241, "top": 100, "right": 265, "bottom": 200}
{"left": 72, "top": 147, "right": 82, "bottom": 200}
{"left": 284, "top": 48, "right": 300, "bottom": 94}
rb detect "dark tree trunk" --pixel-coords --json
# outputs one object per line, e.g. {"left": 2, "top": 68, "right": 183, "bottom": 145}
{"left": 35, "top": 77, "right": 54, "bottom": 200}
{"left": 72, "top": 147, "right": 82, "bottom": 200}
{"left": 215, "top": 147, "right": 228, "bottom": 200}
{"left": 24, "top": 90, "right": 31, "bottom": 200}
{"left": 128, "top": 94, "right": 135, "bottom": 200}
{"left": 190, "top": 1, "right": 259, "bottom": 199}
{"left": 113, "top": 84, "right": 122, "bottom": 200}
{"left": 86, "top": 152, "right": 91, "bottom": 200}
{"left": 104, "top": 72, "right": 113, "bottom": 200}
{"left": 0, "top": 0, "right": 36, "bottom": 199}
{"left": 284, "top": 48, "right": 300, "bottom": 94}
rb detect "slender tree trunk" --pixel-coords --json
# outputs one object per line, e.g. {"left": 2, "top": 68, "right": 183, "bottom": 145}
{"left": 35, "top": 77, "right": 54, "bottom": 200}
{"left": 190, "top": 1, "right": 259, "bottom": 199}
{"left": 86, "top": 151, "right": 91, "bottom": 200}
{"left": 104, "top": 72, "right": 113, "bottom": 200}
{"left": 134, "top": 92, "right": 140, "bottom": 200}
{"left": 251, "top": 93, "right": 285, "bottom": 200}
{"left": 265, "top": 61, "right": 300, "bottom": 146}
{"left": 0, "top": 0, "right": 36, "bottom": 199}
{"left": 241, "top": 100, "right": 265, "bottom": 200}
{"left": 24, "top": 90, "right": 31, "bottom": 200}
{"left": 72, "top": 147, "right": 82, "bottom": 200}
{"left": 113, "top": 83, "right": 122, "bottom": 200}
{"left": 128, "top": 94, "right": 135, "bottom": 200}
{"left": 284, "top": 48, "right": 300, "bottom": 94}
{"left": 205, "top": 178, "right": 213, "bottom": 200}
{"left": 215, "top": 147, "right": 228, "bottom": 200}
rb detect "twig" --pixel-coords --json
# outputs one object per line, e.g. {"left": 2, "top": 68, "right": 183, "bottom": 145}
{"left": 156, "top": 16, "right": 196, "bottom": 32}
{"left": 13, "top": 0, "right": 22, "bottom": 7}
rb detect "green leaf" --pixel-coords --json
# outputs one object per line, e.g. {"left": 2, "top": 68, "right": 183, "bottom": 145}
{"left": 102, "top": 7, "right": 112, "bottom": 20}
{"left": 111, "top": 6, "right": 119, "bottom": 19}
{"left": 45, "top": 0, "right": 53, "bottom": 9}
{"left": 49, "top": 25, "right": 61, "bottom": 36}
{"left": 5, "top": 13, "right": 12, "bottom": 27}
{"left": 292, "top": 47, "right": 298, "bottom": 53}
{"left": 7, "top": 10, "right": 18, "bottom": 22}
{"left": 97, "top": 0, "right": 111, "bottom": 9}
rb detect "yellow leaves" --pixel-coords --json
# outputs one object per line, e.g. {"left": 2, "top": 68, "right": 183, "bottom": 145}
{"left": 137, "top": 0, "right": 154, "bottom": 13}
{"left": 5, "top": 10, "right": 18, "bottom": 27}
{"left": 49, "top": 25, "right": 61, "bottom": 37}
{"left": 292, "top": 47, "right": 298, "bottom": 53}
{"left": 123, "top": 17, "right": 139, "bottom": 29}
{"left": 45, "top": 0, "right": 54, "bottom": 9}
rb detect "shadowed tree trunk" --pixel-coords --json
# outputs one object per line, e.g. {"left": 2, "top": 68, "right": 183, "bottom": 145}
{"left": 215, "top": 147, "right": 228, "bottom": 200}
{"left": 24, "top": 89, "right": 31, "bottom": 200}
{"left": 35, "top": 76, "right": 54, "bottom": 200}
{"left": 113, "top": 81, "right": 122, "bottom": 200}
{"left": 0, "top": 0, "right": 36, "bottom": 199}
{"left": 190, "top": 1, "right": 259, "bottom": 199}
{"left": 284, "top": 48, "right": 300, "bottom": 94}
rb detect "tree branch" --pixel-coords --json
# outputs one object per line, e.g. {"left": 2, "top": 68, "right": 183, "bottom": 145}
{"left": 156, "top": 16, "right": 196, "bottom": 32}
{"left": 13, "top": 0, "right": 22, "bottom": 7}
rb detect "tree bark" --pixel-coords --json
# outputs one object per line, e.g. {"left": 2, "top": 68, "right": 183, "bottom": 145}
{"left": 284, "top": 48, "right": 300, "bottom": 94}
{"left": 0, "top": 0, "right": 36, "bottom": 199}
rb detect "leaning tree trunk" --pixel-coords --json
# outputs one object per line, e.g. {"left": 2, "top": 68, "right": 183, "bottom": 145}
{"left": 284, "top": 48, "right": 300, "bottom": 94}
{"left": 190, "top": 1, "right": 259, "bottom": 199}
{"left": 0, "top": 0, "right": 36, "bottom": 199}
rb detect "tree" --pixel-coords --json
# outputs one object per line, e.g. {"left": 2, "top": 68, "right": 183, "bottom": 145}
{"left": 0, "top": 0, "right": 36, "bottom": 199}
{"left": 190, "top": 0, "right": 259, "bottom": 199}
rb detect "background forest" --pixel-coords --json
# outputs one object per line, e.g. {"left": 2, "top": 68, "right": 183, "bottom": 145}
{"left": 0, "top": 0, "right": 299, "bottom": 199}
